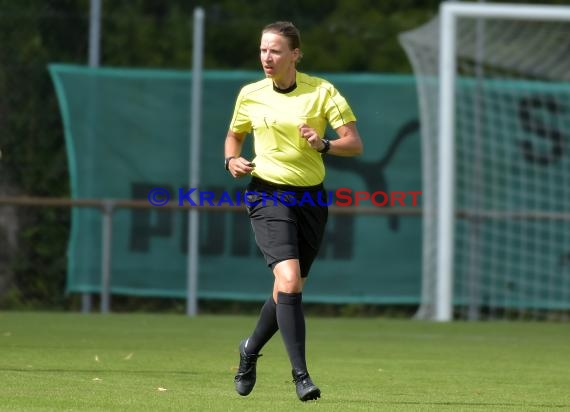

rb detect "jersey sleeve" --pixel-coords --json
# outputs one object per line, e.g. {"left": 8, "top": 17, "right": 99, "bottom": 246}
{"left": 229, "top": 89, "right": 252, "bottom": 134}
{"left": 324, "top": 85, "right": 357, "bottom": 130}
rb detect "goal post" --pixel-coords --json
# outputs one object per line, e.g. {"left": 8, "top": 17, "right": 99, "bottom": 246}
{"left": 401, "top": 2, "right": 570, "bottom": 321}
{"left": 436, "top": 2, "right": 457, "bottom": 322}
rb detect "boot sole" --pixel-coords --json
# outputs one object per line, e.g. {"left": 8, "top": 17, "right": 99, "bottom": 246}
{"left": 299, "top": 387, "right": 321, "bottom": 401}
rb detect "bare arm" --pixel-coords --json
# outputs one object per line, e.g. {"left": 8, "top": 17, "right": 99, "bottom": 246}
{"left": 299, "top": 121, "right": 363, "bottom": 157}
{"left": 224, "top": 130, "right": 255, "bottom": 178}
{"left": 329, "top": 122, "right": 363, "bottom": 156}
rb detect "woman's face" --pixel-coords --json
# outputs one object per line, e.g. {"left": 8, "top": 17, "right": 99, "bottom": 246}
{"left": 259, "top": 32, "right": 299, "bottom": 82}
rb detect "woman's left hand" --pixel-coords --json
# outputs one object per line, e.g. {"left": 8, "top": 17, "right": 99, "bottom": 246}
{"left": 299, "top": 123, "right": 326, "bottom": 152}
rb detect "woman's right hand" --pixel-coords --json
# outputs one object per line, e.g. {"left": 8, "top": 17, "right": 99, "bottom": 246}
{"left": 228, "top": 157, "right": 255, "bottom": 178}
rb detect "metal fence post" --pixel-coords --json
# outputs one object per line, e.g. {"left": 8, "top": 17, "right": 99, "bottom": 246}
{"left": 187, "top": 6, "right": 205, "bottom": 317}
{"left": 83, "top": 0, "right": 103, "bottom": 314}
{"left": 100, "top": 200, "right": 114, "bottom": 313}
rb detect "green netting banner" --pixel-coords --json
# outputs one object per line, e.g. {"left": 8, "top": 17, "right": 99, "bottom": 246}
{"left": 49, "top": 64, "right": 422, "bottom": 303}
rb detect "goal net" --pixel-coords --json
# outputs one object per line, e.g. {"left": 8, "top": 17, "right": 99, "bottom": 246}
{"left": 400, "top": 3, "right": 570, "bottom": 320}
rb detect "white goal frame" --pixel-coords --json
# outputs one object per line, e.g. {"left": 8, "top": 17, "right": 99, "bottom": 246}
{"left": 436, "top": 2, "right": 570, "bottom": 321}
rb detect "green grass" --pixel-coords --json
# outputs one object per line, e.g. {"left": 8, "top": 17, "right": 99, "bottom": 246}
{"left": 0, "top": 312, "right": 569, "bottom": 411}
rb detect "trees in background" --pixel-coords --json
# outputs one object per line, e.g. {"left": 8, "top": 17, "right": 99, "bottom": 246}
{"left": 0, "top": 0, "right": 565, "bottom": 309}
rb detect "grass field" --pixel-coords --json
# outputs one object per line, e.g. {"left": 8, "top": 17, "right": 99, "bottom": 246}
{"left": 0, "top": 312, "right": 569, "bottom": 411}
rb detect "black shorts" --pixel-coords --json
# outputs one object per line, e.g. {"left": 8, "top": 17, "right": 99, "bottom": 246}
{"left": 245, "top": 176, "right": 328, "bottom": 277}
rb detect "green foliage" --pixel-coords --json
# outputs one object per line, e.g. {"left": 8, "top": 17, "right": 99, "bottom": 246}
{"left": 300, "top": 0, "right": 440, "bottom": 73}
{"left": 198, "top": 0, "right": 442, "bottom": 73}
{"left": 0, "top": 0, "right": 444, "bottom": 310}
{"left": 0, "top": 0, "right": 87, "bottom": 310}
{"left": 2, "top": 0, "right": 568, "bottom": 310}
{"left": 102, "top": 0, "right": 194, "bottom": 68}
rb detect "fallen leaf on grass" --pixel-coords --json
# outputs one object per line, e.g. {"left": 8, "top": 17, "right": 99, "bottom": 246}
{"left": 124, "top": 353, "right": 134, "bottom": 360}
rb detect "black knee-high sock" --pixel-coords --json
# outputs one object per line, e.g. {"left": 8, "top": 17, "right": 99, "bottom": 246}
{"left": 245, "top": 296, "right": 278, "bottom": 355}
{"left": 276, "top": 291, "right": 307, "bottom": 373}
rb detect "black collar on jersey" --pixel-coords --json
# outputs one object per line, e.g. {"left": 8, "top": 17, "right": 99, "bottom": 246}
{"left": 273, "top": 82, "right": 297, "bottom": 94}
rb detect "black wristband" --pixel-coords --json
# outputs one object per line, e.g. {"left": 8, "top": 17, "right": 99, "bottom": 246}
{"left": 224, "top": 156, "right": 235, "bottom": 171}
{"left": 318, "top": 138, "right": 331, "bottom": 154}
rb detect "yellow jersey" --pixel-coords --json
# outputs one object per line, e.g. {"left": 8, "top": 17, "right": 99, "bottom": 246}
{"left": 229, "top": 71, "right": 356, "bottom": 186}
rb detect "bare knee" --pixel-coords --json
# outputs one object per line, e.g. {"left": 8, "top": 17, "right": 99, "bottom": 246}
{"left": 273, "top": 260, "right": 302, "bottom": 294}
{"left": 277, "top": 272, "right": 301, "bottom": 293}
